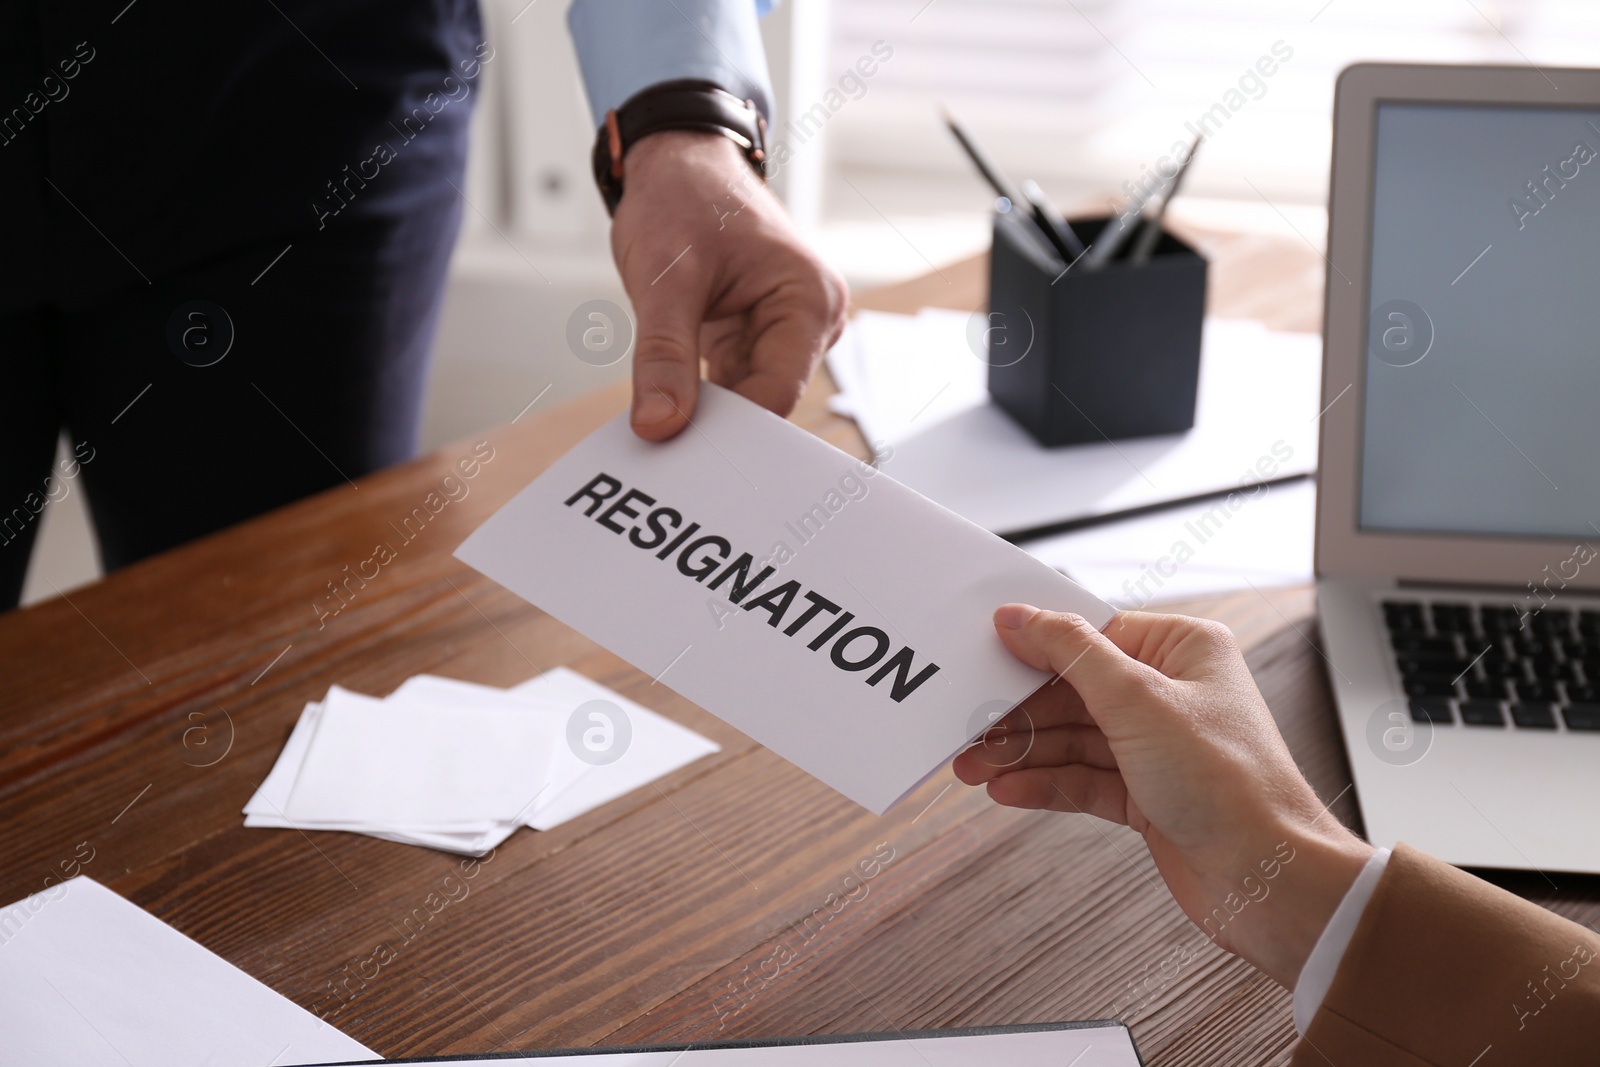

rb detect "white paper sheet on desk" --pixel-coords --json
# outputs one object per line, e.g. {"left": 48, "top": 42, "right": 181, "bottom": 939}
{"left": 284, "top": 685, "right": 556, "bottom": 828}
{"left": 504, "top": 667, "right": 722, "bottom": 830}
{"left": 388, "top": 675, "right": 594, "bottom": 815}
{"left": 395, "top": 670, "right": 722, "bottom": 831}
{"left": 454, "top": 383, "right": 1113, "bottom": 815}
{"left": 244, "top": 670, "right": 721, "bottom": 852}
{"left": 826, "top": 310, "right": 1320, "bottom": 537}
{"left": 0, "top": 877, "right": 376, "bottom": 1067}
{"left": 244, "top": 700, "right": 520, "bottom": 854}
{"left": 1024, "top": 478, "right": 1317, "bottom": 606}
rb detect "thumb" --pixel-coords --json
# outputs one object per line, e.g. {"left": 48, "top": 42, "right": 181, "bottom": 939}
{"left": 993, "top": 603, "right": 1157, "bottom": 703}
{"left": 628, "top": 276, "right": 707, "bottom": 441}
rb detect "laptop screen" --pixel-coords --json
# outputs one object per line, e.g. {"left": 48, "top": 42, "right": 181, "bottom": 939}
{"left": 1359, "top": 101, "right": 1600, "bottom": 540}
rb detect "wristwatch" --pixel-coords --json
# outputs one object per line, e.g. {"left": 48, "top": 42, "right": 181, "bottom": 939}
{"left": 591, "top": 78, "right": 768, "bottom": 216}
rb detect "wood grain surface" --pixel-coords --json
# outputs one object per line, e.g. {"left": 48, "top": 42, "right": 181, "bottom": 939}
{"left": 5, "top": 226, "right": 1593, "bottom": 1066}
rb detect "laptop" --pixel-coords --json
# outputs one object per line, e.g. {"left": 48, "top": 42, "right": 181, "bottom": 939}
{"left": 1316, "top": 62, "right": 1600, "bottom": 875}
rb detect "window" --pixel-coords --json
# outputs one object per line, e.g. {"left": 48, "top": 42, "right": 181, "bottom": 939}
{"left": 826, "top": 0, "right": 1599, "bottom": 209}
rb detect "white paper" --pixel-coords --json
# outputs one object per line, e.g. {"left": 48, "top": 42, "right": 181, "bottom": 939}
{"left": 244, "top": 700, "right": 323, "bottom": 817}
{"left": 243, "top": 700, "right": 518, "bottom": 855}
{"left": 387, "top": 674, "right": 594, "bottom": 820}
{"left": 455, "top": 383, "right": 1113, "bottom": 815}
{"left": 827, "top": 310, "right": 1320, "bottom": 537}
{"left": 245, "top": 671, "right": 721, "bottom": 852}
{"left": 294, "top": 1024, "right": 1137, "bottom": 1066}
{"left": 285, "top": 685, "right": 555, "bottom": 828}
{"left": 827, "top": 309, "right": 983, "bottom": 448}
{"left": 0, "top": 877, "right": 375, "bottom": 1067}
{"left": 1024, "top": 478, "right": 1317, "bottom": 606}
{"left": 505, "top": 667, "right": 722, "bottom": 830}
{"left": 380, "top": 672, "right": 719, "bottom": 830}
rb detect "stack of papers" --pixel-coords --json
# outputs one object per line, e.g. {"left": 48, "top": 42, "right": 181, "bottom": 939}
{"left": 245, "top": 667, "right": 719, "bottom": 854}
{"left": 826, "top": 308, "right": 1322, "bottom": 538}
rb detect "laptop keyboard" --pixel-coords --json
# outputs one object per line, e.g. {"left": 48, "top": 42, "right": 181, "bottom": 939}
{"left": 1383, "top": 600, "right": 1600, "bottom": 730}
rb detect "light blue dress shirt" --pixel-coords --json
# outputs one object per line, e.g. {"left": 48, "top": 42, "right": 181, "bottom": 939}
{"left": 567, "top": 0, "right": 776, "bottom": 128}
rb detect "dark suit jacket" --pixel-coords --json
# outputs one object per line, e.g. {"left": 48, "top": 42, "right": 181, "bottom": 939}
{"left": 0, "top": 0, "right": 480, "bottom": 312}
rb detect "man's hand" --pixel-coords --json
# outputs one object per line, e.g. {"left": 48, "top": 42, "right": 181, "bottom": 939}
{"left": 610, "top": 129, "right": 849, "bottom": 440}
{"left": 953, "top": 607, "right": 1374, "bottom": 990}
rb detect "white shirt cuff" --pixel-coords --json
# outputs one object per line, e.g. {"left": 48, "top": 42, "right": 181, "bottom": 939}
{"left": 1292, "top": 846, "right": 1391, "bottom": 1034}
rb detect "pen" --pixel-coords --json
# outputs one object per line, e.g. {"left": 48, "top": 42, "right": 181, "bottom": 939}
{"left": 1081, "top": 134, "right": 1203, "bottom": 271}
{"left": 943, "top": 108, "right": 1084, "bottom": 265}
{"left": 1129, "top": 136, "right": 1201, "bottom": 264}
{"left": 1021, "top": 179, "right": 1087, "bottom": 259}
{"left": 1079, "top": 184, "right": 1156, "bottom": 271}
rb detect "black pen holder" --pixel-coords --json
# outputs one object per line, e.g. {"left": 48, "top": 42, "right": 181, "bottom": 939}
{"left": 985, "top": 210, "right": 1207, "bottom": 447}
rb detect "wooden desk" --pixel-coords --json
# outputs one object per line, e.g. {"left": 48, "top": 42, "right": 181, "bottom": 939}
{"left": 5, "top": 228, "right": 1592, "bottom": 1066}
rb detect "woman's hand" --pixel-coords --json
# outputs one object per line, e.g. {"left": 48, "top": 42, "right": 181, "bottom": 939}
{"left": 953, "top": 606, "right": 1374, "bottom": 988}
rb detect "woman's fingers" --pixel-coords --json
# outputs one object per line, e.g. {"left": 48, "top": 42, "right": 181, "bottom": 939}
{"left": 1017, "top": 673, "right": 1093, "bottom": 725}
{"left": 954, "top": 724, "right": 1117, "bottom": 784}
{"left": 994, "top": 605, "right": 1169, "bottom": 709}
{"left": 985, "top": 764, "right": 1133, "bottom": 826}
{"left": 1100, "top": 610, "right": 1244, "bottom": 682}
{"left": 974, "top": 679, "right": 1094, "bottom": 744}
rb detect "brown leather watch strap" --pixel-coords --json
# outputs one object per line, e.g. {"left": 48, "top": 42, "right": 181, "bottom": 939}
{"left": 591, "top": 78, "right": 767, "bottom": 215}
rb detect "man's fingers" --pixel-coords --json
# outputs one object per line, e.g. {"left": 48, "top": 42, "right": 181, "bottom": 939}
{"left": 629, "top": 331, "right": 700, "bottom": 440}
{"left": 730, "top": 366, "right": 810, "bottom": 418}
{"left": 627, "top": 262, "right": 708, "bottom": 441}
{"left": 985, "top": 765, "right": 1132, "bottom": 826}
{"left": 954, "top": 724, "right": 1117, "bottom": 785}
{"left": 731, "top": 270, "right": 845, "bottom": 417}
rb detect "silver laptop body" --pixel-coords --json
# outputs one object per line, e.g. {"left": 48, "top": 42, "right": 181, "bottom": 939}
{"left": 1316, "top": 63, "right": 1600, "bottom": 874}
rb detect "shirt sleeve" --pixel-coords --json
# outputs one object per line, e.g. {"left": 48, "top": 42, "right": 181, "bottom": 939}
{"left": 566, "top": 0, "right": 776, "bottom": 128}
{"left": 1293, "top": 846, "right": 1391, "bottom": 1034}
